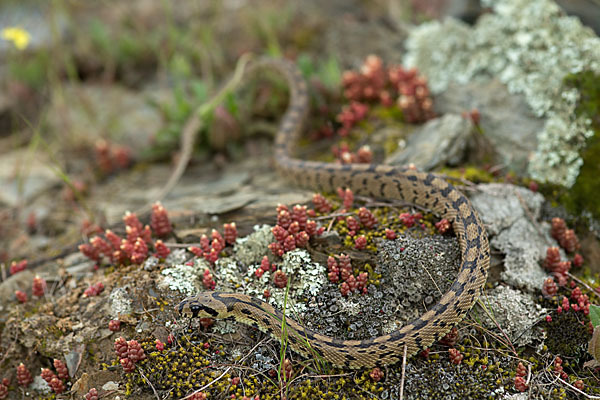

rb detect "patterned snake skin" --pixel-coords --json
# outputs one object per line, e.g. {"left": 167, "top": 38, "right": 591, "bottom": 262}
{"left": 178, "top": 58, "right": 490, "bottom": 369}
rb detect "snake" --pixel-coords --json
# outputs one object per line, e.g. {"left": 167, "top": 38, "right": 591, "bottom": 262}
{"left": 177, "top": 58, "right": 490, "bottom": 369}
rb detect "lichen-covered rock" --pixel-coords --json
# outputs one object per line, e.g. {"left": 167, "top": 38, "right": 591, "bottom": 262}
{"left": 434, "top": 79, "right": 543, "bottom": 174}
{"left": 478, "top": 285, "right": 547, "bottom": 347}
{"left": 303, "top": 234, "right": 460, "bottom": 340}
{"left": 404, "top": 0, "right": 600, "bottom": 186}
{"left": 470, "top": 183, "right": 558, "bottom": 292}
{"left": 159, "top": 259, "right": 207, "bottom": 296}
{"left": 233, "top": 224, "right": 274, "bottom": 266}
{"left": 386, "top": 113, "right": 473, "bottom": 170}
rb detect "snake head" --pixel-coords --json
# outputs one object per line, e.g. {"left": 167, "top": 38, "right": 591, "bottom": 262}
{"left": 177, "top": 292, "right": 227, "bottom": 319}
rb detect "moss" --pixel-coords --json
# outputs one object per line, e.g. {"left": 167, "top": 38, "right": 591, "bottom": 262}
{"left": 543, "top": 308, "right": 590, "bottom": 358}
{"left": 121, "top": 333, "right": 386, "bottom": 399}
{"left": 439, "top": 166, "right": 495, "bottom": 184}
{"left": 556, "top": 71, "right": 600, "bottom": 220}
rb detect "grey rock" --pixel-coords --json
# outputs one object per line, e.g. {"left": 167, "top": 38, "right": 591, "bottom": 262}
{"left": 386, "top": 113, "right": 472, "bottom": 170}
{"left": 0, "top": 270, "right": 34, "bottom": 308}
{"left": 470, "top": 183, "right": 555, "bottom": 291}
{"left": 0, "top": 149, "right": 62, "bottom": 206}
{"left": 435, "top": 79, "right": 543, "bottom": 174}
{"left": 478, "top": 285, "right": 546, "bottom": 347}
{"left": 45, "top": 84, "right": 163, "bottom": 156}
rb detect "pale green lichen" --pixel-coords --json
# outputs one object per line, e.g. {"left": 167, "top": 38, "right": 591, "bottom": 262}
{"left": 244, "top": 249, "right": 326, "bottom": 315}
{"left": 109, "top": 287, "right": 133, "bottom": 318}
{"left": 233, "top": 224, "right": 274, "bottom": 266}
{"left": 404, "top": 0, "right": 600, "bottom": 187}
{"left": 160, "top": 259, "right": 207, "bottom": 296}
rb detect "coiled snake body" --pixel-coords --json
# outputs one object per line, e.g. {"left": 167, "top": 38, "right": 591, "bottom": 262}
{"left": 177, "top": 59, "right": 490, "bottom": 369}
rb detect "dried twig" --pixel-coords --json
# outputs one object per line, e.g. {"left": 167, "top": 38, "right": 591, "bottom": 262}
{"left": 399, "top": 344, "right": 408, "bottom": 400}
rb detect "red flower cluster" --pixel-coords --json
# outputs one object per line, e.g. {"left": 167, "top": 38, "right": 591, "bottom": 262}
{"left": 80, "top": 207, "right": 173, "bottom": 266}
{"left": 154, "top": 240, "right": 170, "bottom": 259}
{"left": 551, "top": 217, "right": 580, "bottom": 253}
{"left": 108, "top": 320, "right": 121, "bottom": 332}
{"left": 15, "top": 290, "right": 27, "bottom": 303}
{"left": 85, "top": 388, "right": 99, "bottom": 400}
{"left": 358, "top": 207, "right": 378, "bottom": 228}
{"left": 32, "top": 275, "right": 46, "bottom": 297}
{"left": 341, "top": 55, "right": 435, "bottom": 125}
{"left": 337, "top": 187, "right": 354, "bottom": 209}
{"left": 312, "top": 193, "right": 333, "bottom": 213}
{"left": 273, "top": 270, "right": 288, "bottom": 288}
{"left": 435, "top": 218, "right": 451, "bottom": 234}
{"left": 542, "top": 218, "right": 584, "bottom": 291}
{"left": 514, "top": 376, "right": 528, "bottom": 392}
{"left": 327, "top": 254, "right": 368, "bottom": 296}
{"left": 440, "top": 327, "right": 459, "bottom": 347}
{"left": 150, "top": 202, "right": 172, "bottom": 238}
{"left": 40, "top": 360, "right": 68, "bottom": 394}
{"left": 255, "top": 256, "right": 275, "bottom": 278}
{"left": 16, "top": 363, "right": 33, "bottom": 386}
{"left": 336, "top": 102, "right": 369, "bottom": 137}
{"left": 399, "top": 212, "right": 422, "bottom": 228}
{"left": 346, "top": 217, "right": 360, "bottom": 236}
{"left": 556, "top": 290, "right": 590, "bottom": 315}
{"left": 541, "top": 277, "right": 558, "bottom": 298}
{"left": 95, "top": 140, "right": 131, "bottom": 175}
{"left": 370, "top": 367, "right": 384, "bottom": 382}
{"left": 83, "top": 282, "right": 105, "bottom": 297}
{"left": 268, "top": 204, "right": 320, "bottom": 257}
{"left": 202, "top": 269, "right": 216, "bottom": 290}
{"left": 354, "top": 235, "right": 367, "bottom": 250}
{"left": 516, "top": 362, "right": 527, "bottom": 377}
{"left": 448, "top": 348, "right": 463, "bottom": 365}
{"left": 115, "top": 337, "right": 145, "bottom": 373}
{"left": 552, "top": 356, "right": 568, "bottom": 380}
{"left": 224, "top": 223, "right": 238, "bottom": 245}
{"left": 9, "top": 259, "right": 27, "bottom": 275}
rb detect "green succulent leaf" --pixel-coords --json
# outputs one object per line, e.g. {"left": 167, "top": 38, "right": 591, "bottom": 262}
{"left": 590, "top": 304, "right": 600, "bottom": 328}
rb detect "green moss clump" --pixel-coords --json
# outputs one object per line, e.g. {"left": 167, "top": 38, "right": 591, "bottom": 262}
{"left": 543, "top": 309, "right": 590, "bottom": 358}
{"left": 558, "top": 71, "right": 600, "bottom": 220}
{"left": 439, "top": 166, "right": 495, "bottom": 184}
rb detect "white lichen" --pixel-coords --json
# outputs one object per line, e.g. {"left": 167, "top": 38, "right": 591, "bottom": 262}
{"left": 233, "top": 224, "right": 274, "bottom": 266}
{"left": 242, "top": 249, "right": 326, "bottom": 315}
{"left": 109, "top": 287, "right": 133, "bottom": 318}
{"left": 404, "top": 0, "right": 600, "bottom": 186}
{"left": 160, "top": 259, "right": 208, "bottom": 296}
{"left": 478, "top": 285, "right": 547, "bottom": 347}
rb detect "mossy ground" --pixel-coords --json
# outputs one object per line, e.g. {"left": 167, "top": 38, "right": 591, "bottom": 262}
{"left": 2, "top": 1, "right": 600, "bottom": 399}
{"left": 556, "top": 71, "right": 600, "bottom": 223}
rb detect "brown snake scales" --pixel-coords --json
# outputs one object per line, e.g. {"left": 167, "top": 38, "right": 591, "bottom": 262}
{"left": 177, "top": 58, "right": 490, "bottom": 369}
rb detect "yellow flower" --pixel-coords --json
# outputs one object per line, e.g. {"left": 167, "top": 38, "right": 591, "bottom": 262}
{"left": 1, "top": 26, "right": 31, "bottom": 50}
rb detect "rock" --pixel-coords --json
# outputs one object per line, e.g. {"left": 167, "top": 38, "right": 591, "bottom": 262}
{"left": 0, "top": 149, "right": 62, "bottom": 207}
{"left": 470, "top": 183, "right": 555, "bottom": 292}
{"left": 403, "top": 0, "right": 600, "bottom": 186}
{"left": 479, "top": 285, "right": 547, "bottom": 347}
{"left": 0, "top": 270, "right": 34, "bottom": 309}
{"left": 45, "top": 84, "right": 163, "bottom": 156}
{"left": 386, "top": 114, "right": 473, "bottom": 170}
{"left": 435, "top": 79, "right": 544, "bottom": 174}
